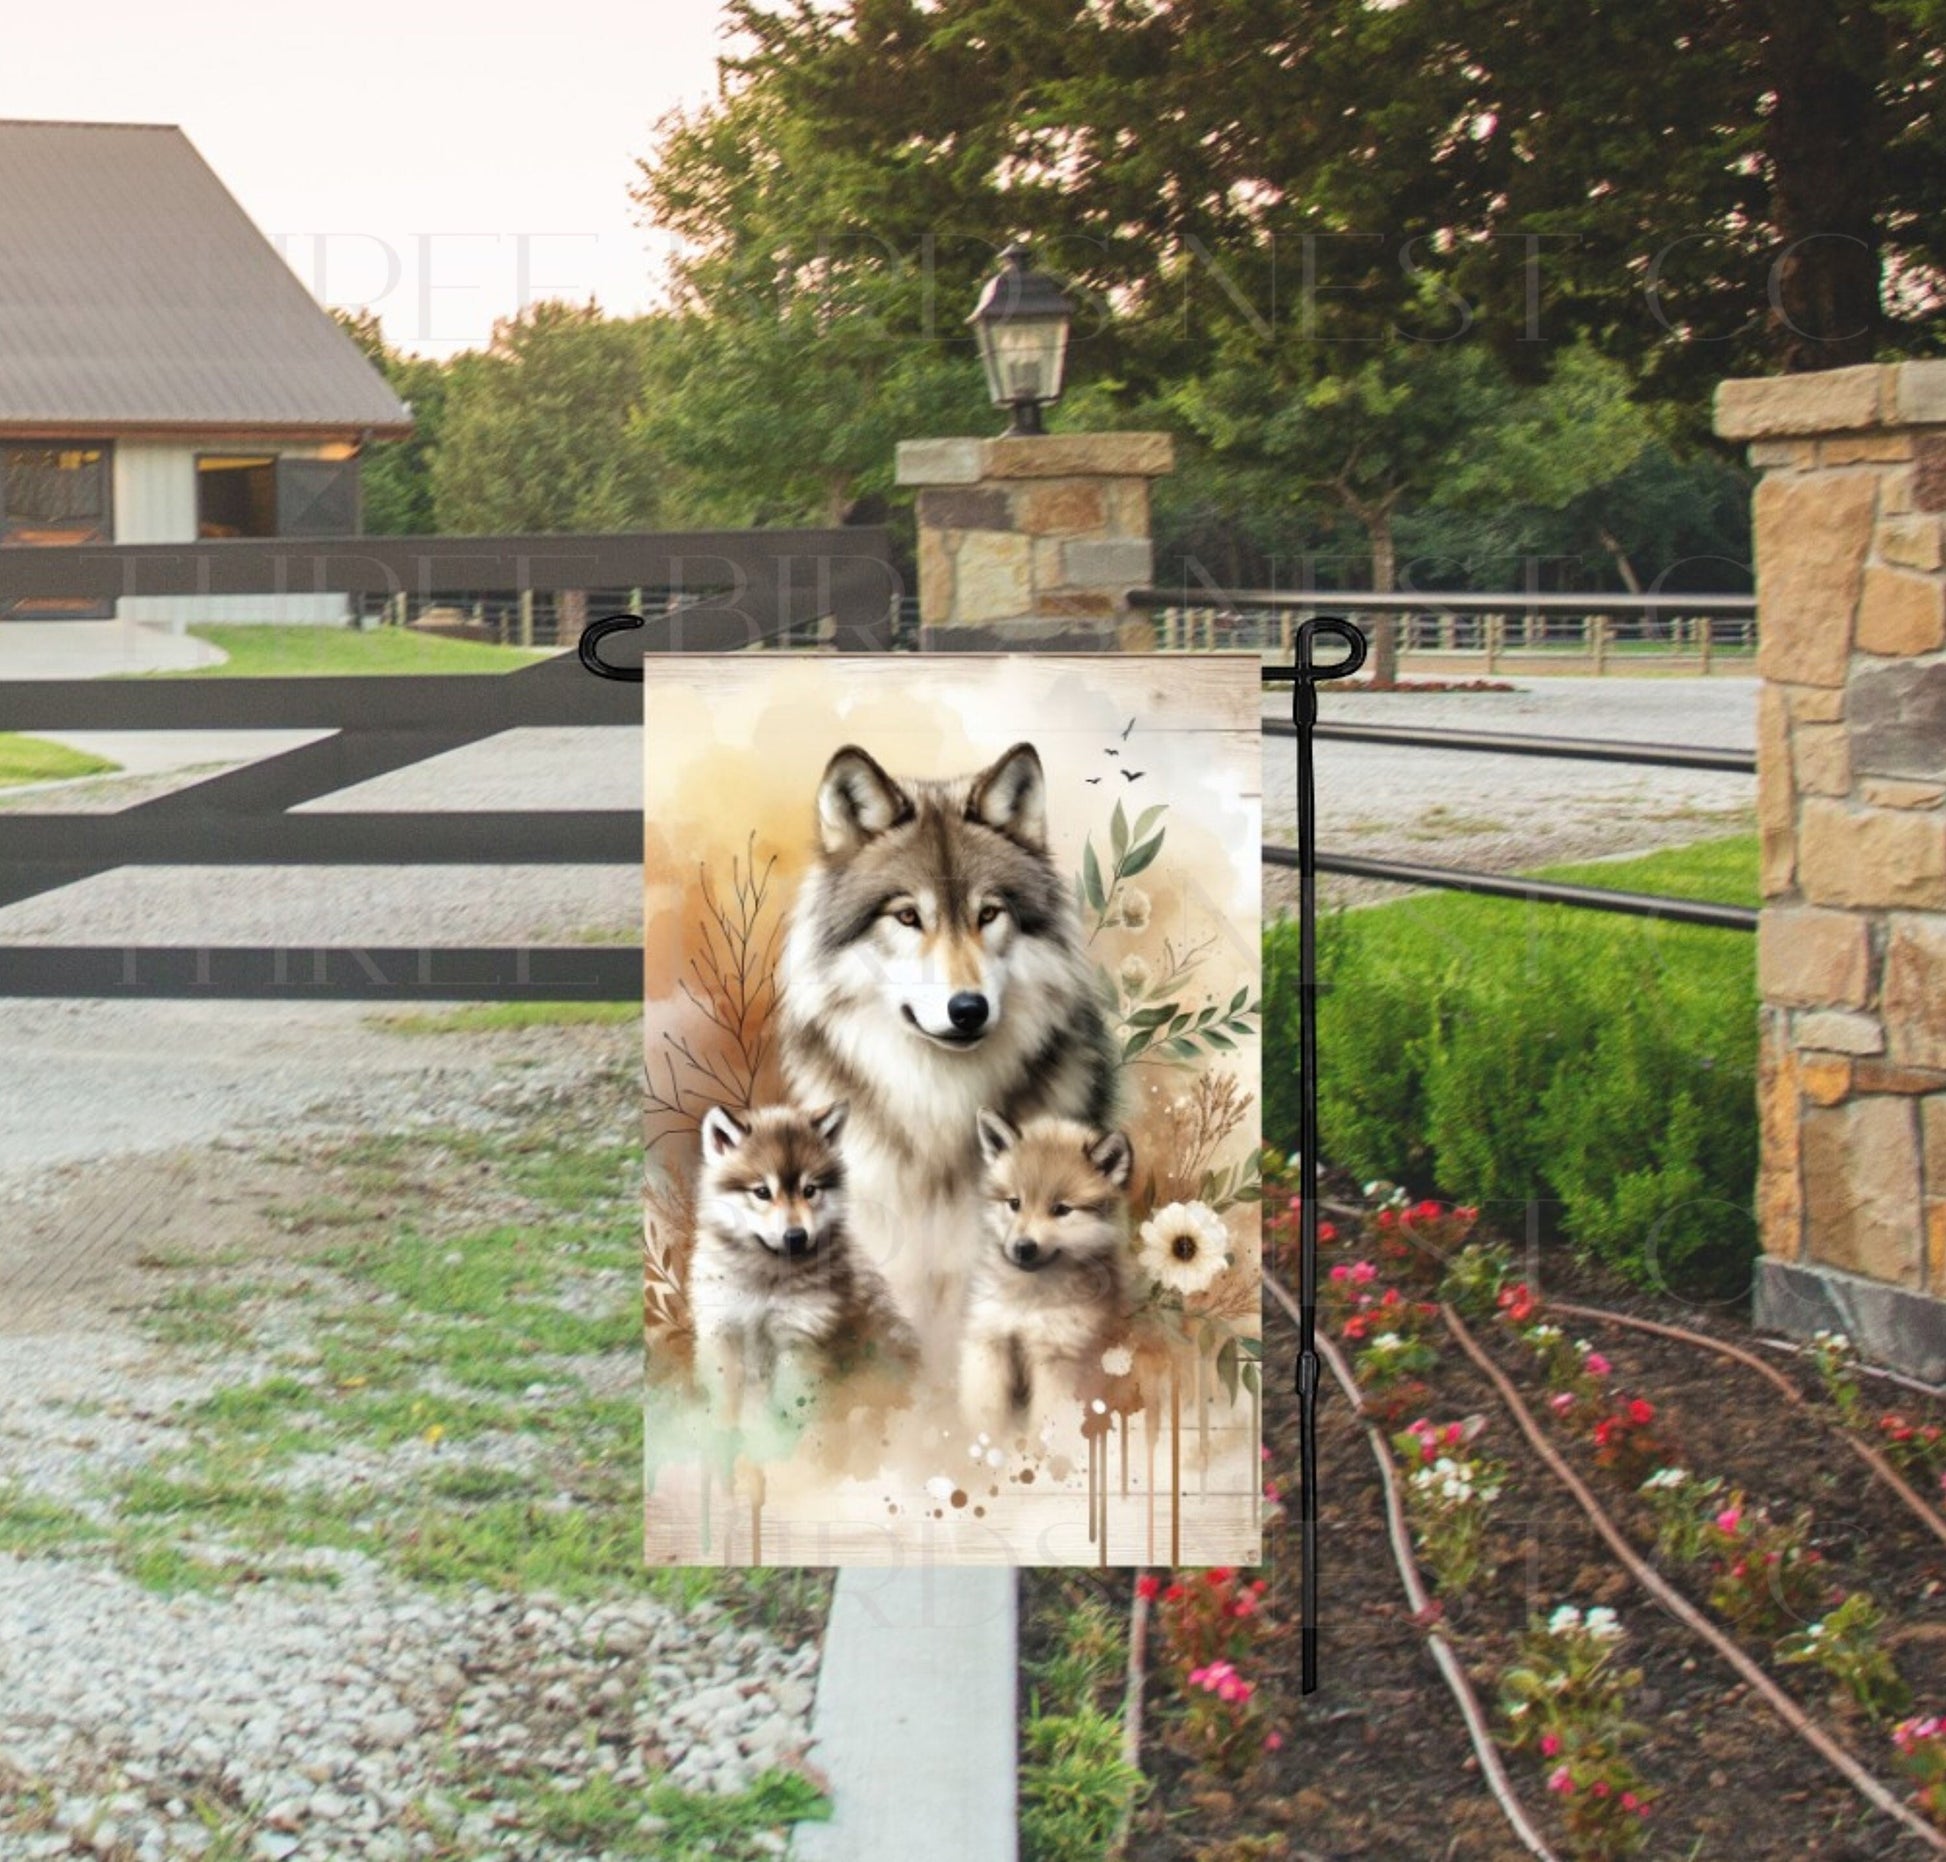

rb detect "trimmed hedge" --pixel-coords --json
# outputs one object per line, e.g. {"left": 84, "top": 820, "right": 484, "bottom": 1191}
{"left": 1264, "top": 836, "right": 1759, "bottom": 1295}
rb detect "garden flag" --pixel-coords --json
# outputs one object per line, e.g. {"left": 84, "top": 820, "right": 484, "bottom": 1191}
{"left": 643, "top": 655, "right": 1265, "bottom": 1566}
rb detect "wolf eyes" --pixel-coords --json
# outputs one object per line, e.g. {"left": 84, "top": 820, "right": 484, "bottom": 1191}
{"left": 1005, "top": 1196, "right": 1020, "bottom": 1212}
{"left": 749, "top": 1184, "right": 772, "bottom": 1202}
{"left": 892, "top": 906, "right": 921, "bottom": 928}
{"left": 1051, "top": 1203, "right": 1072, "bottom": 1218}
{"left": 977, "top": 903, "right": 1004, "bottom": 927}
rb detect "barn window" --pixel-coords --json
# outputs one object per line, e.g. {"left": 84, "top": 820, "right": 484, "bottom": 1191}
{"left": 197, "top": 455, "right": 279, "bottom": 538}
{"left": 1, "top": 441, "right": 112, "bottom": 618}
{"left": 197, "top": 453, "right": 361, "bottom": 538}
{"left": 2, "top": 443, "right": 110, "bottom": 547}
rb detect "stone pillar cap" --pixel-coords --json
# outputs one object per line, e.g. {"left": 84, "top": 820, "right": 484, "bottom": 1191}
{"left": 896, "top": 431, "right": 1174, "bottom": 487}
{"left": 1716, "top": 358, "right": 1946, "bottom": 441}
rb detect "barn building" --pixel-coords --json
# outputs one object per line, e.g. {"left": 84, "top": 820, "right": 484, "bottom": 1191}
{"left": 0, "top": 118, "right": 409, "bottom": 625}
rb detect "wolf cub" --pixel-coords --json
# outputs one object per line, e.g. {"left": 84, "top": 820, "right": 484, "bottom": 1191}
{"left": 689, "top": 1101, "right": 917, "bottom": 1426}
{"left": 960, "top": 1110, "right": 1133, "bottom": 1436}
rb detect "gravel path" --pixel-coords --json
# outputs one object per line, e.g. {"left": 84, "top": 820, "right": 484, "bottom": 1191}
{"left": 1263, "top": 675, "right": 1757, "bottom": 912}
{"left": 0, "top": 1043, "right": 820, "bottom": 1862}
{"left": 0, "top": 1567, "right": 815, "bottom": 1862}
{"left": 0, "top": 718, "right": 830, "bottom": 1861}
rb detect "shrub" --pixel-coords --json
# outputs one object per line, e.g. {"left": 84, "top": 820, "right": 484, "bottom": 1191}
{"left": 1266, "top": 835, "right": 1758, "bottom": 1294}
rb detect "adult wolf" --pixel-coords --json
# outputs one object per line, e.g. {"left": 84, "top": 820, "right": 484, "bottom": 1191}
{"left": 777, "top": 741, "right": 1118, "bottom": 1370}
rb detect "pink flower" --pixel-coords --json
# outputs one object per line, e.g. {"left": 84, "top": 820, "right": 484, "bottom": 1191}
{"left": 1263, "top": 1482, "right": 1281, "bottom": 1505}
{"left": 1233, "top": 1591, "right": 1258, "bottom": 1616}
{"left": 1584, "top": 1353, "right": 1611, "bottom": 1378}
{"left": 1715, "top": 1507, "right": 1743, "bottom": 1535}
{"left": 1540, "top": 1733, "right": 1561, "bottom": 1758}
{"left": 1547, "top": 1765, "right": 1574, "bottom": 1795}
{"left": 1621, "top": 1793, "right": 1641, "bottom": 1813}
{"left": 1263, "top": 1730, "right": 1284, "bottom": 1751}
{"left": 1330, "top": 1264, "right": 1350, "bottom": 1284}
{"left": 1592, "top": 1782, "right": 1611, "bottom": 1799}
{"left": 1349, "top": 1260, "right": 1377, "bottom": 1284}
{"left": 1550, "top": 1392, "right": 1576, "bottom": 1415}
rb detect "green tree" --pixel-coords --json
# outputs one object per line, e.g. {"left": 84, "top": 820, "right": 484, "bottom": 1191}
{"left": 430, "top": 303, "right": 663, "bottom": 534}
{"left": 331, "top": 309, "right": 450, "bottom": 535}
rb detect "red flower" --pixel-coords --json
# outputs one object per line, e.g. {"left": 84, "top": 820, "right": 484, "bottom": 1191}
{"left": 1318, "top": 1222, "right": 1338, "bottom": 1244}
{"left": 1136, "top": 1574, "right": 1162, "bottom": 1601}
{"left": 1627, "top": 1398, "right": 1655, "bottom": 1426}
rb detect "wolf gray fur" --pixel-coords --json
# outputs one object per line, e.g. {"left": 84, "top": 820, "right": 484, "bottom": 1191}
{"left": 688, "top": 1100, "right": 917, "bottom": 1427}
{"left": 776, "top": 741, "right": 1119, "bottom": 1368}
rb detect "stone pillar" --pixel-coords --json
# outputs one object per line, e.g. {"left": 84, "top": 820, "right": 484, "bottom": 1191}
{"left": 1716, "top": 360, "right": 1946, "bottom": 1375}
{"left": 894, "top": 432, "right": 1173, "bottom": 648}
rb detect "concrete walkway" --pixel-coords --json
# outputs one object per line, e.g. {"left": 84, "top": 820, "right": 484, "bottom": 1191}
{"left": 794, "top": 1567, "right": 1018, "bottom": 1862}
{"left": 0, "top": 619, "right": 225, "bottom": 679}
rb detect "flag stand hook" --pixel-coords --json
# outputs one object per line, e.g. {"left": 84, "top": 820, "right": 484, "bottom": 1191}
{"left": 1263, "top": 615, "right": 1367, "bottom": 1694}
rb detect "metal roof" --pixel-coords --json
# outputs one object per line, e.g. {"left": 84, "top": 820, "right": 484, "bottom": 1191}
{"left": 0, "top": 120, "right": 411, "bottom": 435}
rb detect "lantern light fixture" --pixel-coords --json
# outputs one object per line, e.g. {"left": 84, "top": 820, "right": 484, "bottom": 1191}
{"left": 967, "top": 242, "right": 1074, "bottom": 437}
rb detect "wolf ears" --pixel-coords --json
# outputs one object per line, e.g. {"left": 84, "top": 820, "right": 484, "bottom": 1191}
{"left": 967, "top": 742, "right": 1046, "bottom": 851}
{"left": 976, "top": 1108, "right": 1019, "bottom": 1161}
{"left": 701, "top": 1105, "right": 751, "bottom": 1158}
{"left": 818, "top": 746, "right": 912, "bottom": 855}
{"left": 1087, "top": 1129, "right": 1134, "bottom": 1189}
{"left": 808, "top": 1101, "right": 849, "bottom": 1145}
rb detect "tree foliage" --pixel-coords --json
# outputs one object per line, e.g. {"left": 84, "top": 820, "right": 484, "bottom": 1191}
{"left": 428, "top": 303, "right": 664, "bottom": 535}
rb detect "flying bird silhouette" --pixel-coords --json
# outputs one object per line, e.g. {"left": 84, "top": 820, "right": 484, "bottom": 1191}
{"left": 1121, "top": 769, "right": 1144, "bottom": 782}
{"left": 1122, "top": 716, "right": 1136, "bottom": 740}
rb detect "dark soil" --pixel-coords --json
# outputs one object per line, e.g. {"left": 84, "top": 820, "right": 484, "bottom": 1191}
{"left": 1020, "top": 1223, "right": 1946, "bottom": 1860}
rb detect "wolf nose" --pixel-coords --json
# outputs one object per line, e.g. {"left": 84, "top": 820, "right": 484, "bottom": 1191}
{"left": 1010, "top": 1237, "right": 1040, "bottom": 1266}
{"left": 947, "top": 991, "right": 989, "bottom": 1033}
{"left": 783, "top": 1227, "right": 811, "bottom": 1257}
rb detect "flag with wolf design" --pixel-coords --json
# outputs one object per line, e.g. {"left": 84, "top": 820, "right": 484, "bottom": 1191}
{"left": 644, "top": 656, "right": 1263, "bottom": 1567}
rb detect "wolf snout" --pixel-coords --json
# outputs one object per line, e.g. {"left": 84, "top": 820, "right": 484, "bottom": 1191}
{"left": 783, "top": 1226, "right": 813, "bottom": 1257}
{"left": 947, "top": 991, "right": 990, "bottom": 1033}
{"left": 1006, "top": 1236, "right": 1044, "bottom": 1269}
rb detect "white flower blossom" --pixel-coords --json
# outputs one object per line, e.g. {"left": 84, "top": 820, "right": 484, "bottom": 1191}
{"left": 1137, "top": 1201, "right": 1231, "bottom": 1296}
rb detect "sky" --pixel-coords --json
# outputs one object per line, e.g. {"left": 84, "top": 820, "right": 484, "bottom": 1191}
{"left": 0, "top": 1, "right": 733, "bottom": 355}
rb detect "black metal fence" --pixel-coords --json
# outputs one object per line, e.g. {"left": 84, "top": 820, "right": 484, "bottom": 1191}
{"left": 1192, "top": 591, "right": 1762, "bottom": 933}
{"left": 0, "top": 529, "right": 901, "bottom": 1000}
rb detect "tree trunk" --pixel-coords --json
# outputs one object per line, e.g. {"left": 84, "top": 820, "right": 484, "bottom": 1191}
{"left": 1763, "top": 0, "right": 1886, "bottom": 371}
{"left": 1368, "top": 507, "right": 1399, "bottom": 688}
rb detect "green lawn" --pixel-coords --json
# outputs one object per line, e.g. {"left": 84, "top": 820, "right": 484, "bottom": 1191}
{"left": 0, "top": 732, "right": 119, "bottom": 787}
{"left": 161, "top": 624, "right": 557, "bottom": 678}
{"left": 1521, "top": 832, "right": 1758, "bottom": 909}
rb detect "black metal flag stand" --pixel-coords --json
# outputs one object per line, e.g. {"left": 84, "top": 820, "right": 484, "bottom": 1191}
{"left": 1264, "top": 616, "right": 1367, "bottom": 1695}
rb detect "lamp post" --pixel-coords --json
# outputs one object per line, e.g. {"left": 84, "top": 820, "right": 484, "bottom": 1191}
{"left": 968, "top": 242, "right": 1074, "bottom": 437}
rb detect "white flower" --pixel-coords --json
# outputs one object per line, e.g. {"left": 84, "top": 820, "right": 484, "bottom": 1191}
{"left": 1548, "top": 1604, "right": 1583, "bottom": 1636}
{"left": 1100, "top": 1344, "right": 1134, "bottom": 1376}
{"left": 1138, "top": 1201, "right": 1231, "bottom": 1296}
{"left": 1640, "top": 1467, "right": 1688, "bottom": 1493}
{"left": 1117, "top": 953, "right": 1152, "bottom": 997}
{"left": 1118, "top": 885, "right": 1152, "bottom": 931}
{"left": 1584, "top": 1607, "right": 1623, "bottom": 1642}
{"left": 1371, "top": 1331, "right": 1404, "bottom": 1352}
{"left": 1528, "top": 1324, "right": 1562, "bottom": 1345}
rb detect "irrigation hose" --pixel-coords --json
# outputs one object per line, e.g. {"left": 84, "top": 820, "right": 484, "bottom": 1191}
{"left": 1549, "top": 1297, "right": 1946, "bottom": 1555}
{"left": 1266, "top": 1272, "right": 1564, "bottom": 1862}
{"left": 1441, "top": 1301, "right": 1946, "bottom": 1854}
